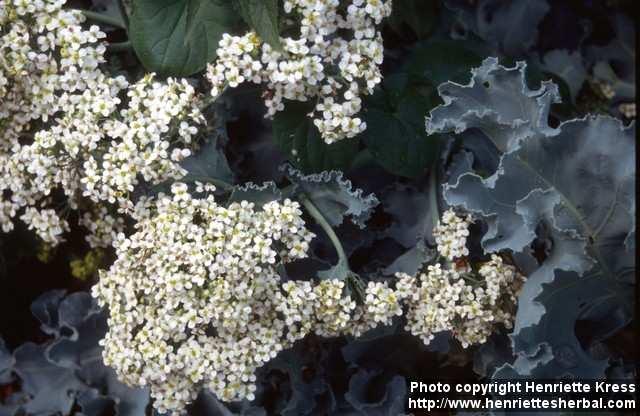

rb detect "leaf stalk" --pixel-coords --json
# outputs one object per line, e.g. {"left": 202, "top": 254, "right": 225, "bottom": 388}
{"left": 299, "top": 194, "right": 349, "bottom": 265}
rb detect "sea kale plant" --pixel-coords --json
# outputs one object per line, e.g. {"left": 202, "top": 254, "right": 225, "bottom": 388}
{"left": 0, "top": 0, "right": 636, "bottom": 415}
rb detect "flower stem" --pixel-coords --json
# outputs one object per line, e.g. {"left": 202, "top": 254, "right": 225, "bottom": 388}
{"left": 461, "top": 273, "right": 483, "bottom": 285}
{"left": 80, "top": 10, "right": 126, "bottom": 29}
{"left": 299, "top": 194, "right": 348, "bottom": 265}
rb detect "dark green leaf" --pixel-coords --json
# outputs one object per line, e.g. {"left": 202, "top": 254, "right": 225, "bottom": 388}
{"left": 129, "top": 0, "right": 237, "bottom": 76}
{"left": 235, "top": 0, "right": 281, "bottom": 50}
{"left": 361, "top": 76, "right": 440, "bottom": 178}
{"left": 272, "top": 101, "right": 359, "bottom": 173}
{"left": 406, "top": 40, "right": 483, "bottom": 86}
{"left": 388, "top": 0, "right": 438, "bottom": 39}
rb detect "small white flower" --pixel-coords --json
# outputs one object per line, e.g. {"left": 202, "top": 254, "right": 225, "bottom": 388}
{"left": 205, "top": 0, "right": 392, "bottom": 144}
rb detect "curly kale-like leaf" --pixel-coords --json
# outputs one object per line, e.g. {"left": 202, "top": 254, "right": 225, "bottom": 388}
{"left": 428, "top": 58, "right": 635, "bottom": 261}
{"left": 0, "top": 292, "right": 149, "bottom": 416}
{"left": 534, "top": 49, "right": 587, "bottom": 103}
{"left": 587, "top": 13, "right": 635, "bottom": 105}
{"left": 428, "top": 58, "right": 635, "bottom": 379}
{"left": 0, "top": 338, "right": 14, "bottom": 385}
{"left": 264, "top": 341, "right": 336, "bottom": 416}
{"left": 445, "top": 0, "right": 550, "bottom": 57}
{"left": 228, "top": 182, "right": 283, "bottom": 207}
{"left": 495, "top": 267, "right": 633, "bottom": 379}
{"left": 11, "top": 342, "right": 86, "bottom": 416}
{"left": 46, "top": 293, "right": 149, "bottom": 416}
{"left": 344, "top": 369, "right": 406, "bottom": 416}
{"left": 426, "top": 57, "right": 560, "bottom": 156}
{"left": 30, "top": 289, "right": 67, "bottom": 336}
{"left": 284, "top": 166, "right": 379, "bottom": 229}
{"left": 379, "top": 180, "right": 439, "bottom": 276}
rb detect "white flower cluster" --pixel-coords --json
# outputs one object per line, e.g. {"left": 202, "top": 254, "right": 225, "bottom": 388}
{"left": 348, "top": 280, "right": 405, "bottom": 336}
{"left": 206, "top": 0, "right": 392, "bottom": 144}
{"left": 396, "top": 210, "right": 526, "bottom": 348}
{"left": 619, "top": 102, "right": 636, "bottom": 119}
{"left": 433, "top": 208, "right": 473, "bottom": 261}
{"left": 0, "top": 0, "right": 206, "bottom": 246}
{"left": 592, "top": 79, "right": 615, "bottom": 100}
{"left": 93, "top": 193, "right": 526, "bottom": 412}
{"left": 279, "top": 278, "right": 406, "bottom": 340}
{"left": 1, "top": 0, "right": 106, "bottom": 153}
{"left": 396, "top": 258, "right": 523, "bottom": 348}
{"left": 92, "top": 184, "right": 315, "bottom": 413}
{"left": 92, "top": 183, "right": 418, "bottom": 413}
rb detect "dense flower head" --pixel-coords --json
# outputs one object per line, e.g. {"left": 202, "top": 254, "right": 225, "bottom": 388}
{"left": 92, "top": 184, "right": 416, "bottom": 413}
{"left": 433, "top": 208, "right": 473, "bottom": 261}
{"left": 396, "top": 211, "right": 526, "bottom": 348}
{"left": 1, "top": 72, "right": 204, "bottom": 246}
{"left": 0, "top": 0, "right": 206, "bottom": 246}
{"left": 1, "top": 0, "right": 106, "bottom": 243}
{"left": 348, "top": 280, "right": 405, "bottom": 337}
{"left": 206, "top": 0, "right": 392, "bottom": 144}
{"left": 93, "top": 193, "right": 527, "bottom": 412}
{"left": 280, "top": 279, "right": 357, "bottom": 338}
{"left": 92, "top": 185, "right": 316, "bottom": 413}
{"left": 0, "top": 0, "right": 106, "bottom": 153}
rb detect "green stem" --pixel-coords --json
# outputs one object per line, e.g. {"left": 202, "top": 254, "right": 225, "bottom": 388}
{"left": 461, "top": 273, "right": 483, "bottom": 285}
{"left": 300, "top": 194, "right": 348, "bottom": 265}
{"left": 80, "top": 10, "right": 126, "bottom": 29}
{"left": 107, "top": 41, "right": 132, "bottom": 52}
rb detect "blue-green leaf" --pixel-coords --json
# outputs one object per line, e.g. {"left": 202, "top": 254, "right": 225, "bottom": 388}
{"left": 284, "top": 166, "right": 379, "bottom": 229}
{"left": 445, "top": 0, "right": 550, "bottom": 57}
{"left": 228, "top": 182, "right": 283, "bottom": 207}
{"left": 181, "top": 138, "right": 235, "bottom": 186}
{"left": 345, "top": 369, "right": 407, "bottom": 416}
{"left": 428, "top": 57, "right": 636, "bottom": 380}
